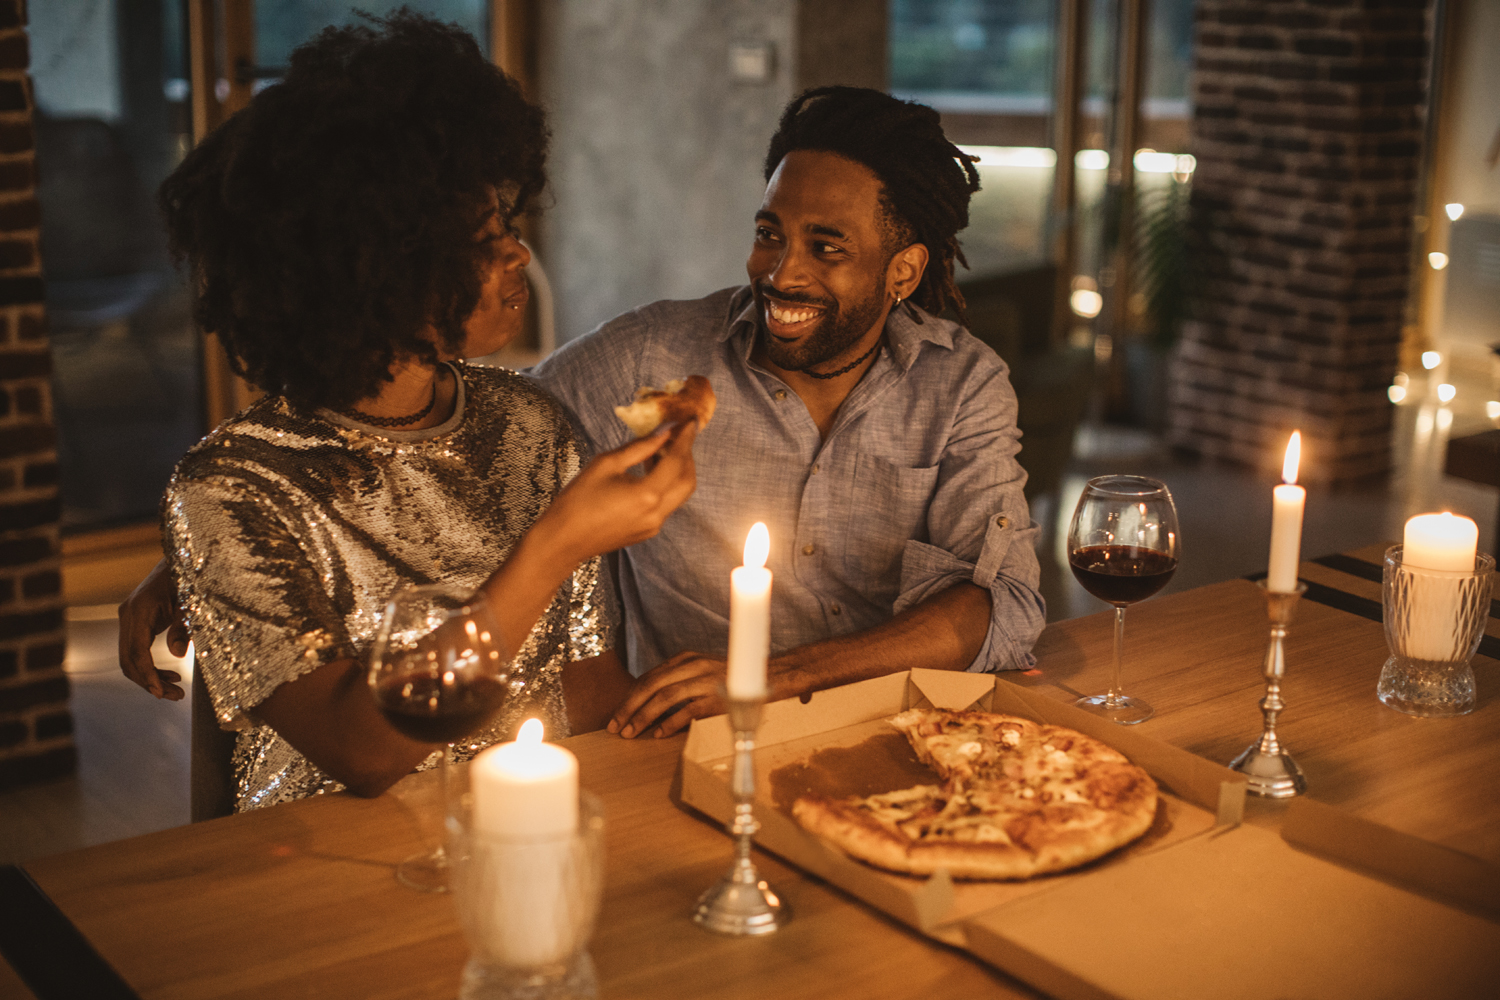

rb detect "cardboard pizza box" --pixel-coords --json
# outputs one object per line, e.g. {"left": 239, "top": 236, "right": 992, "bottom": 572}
{"left": 679, "top": 669, "right": 1500, "bottom": 999}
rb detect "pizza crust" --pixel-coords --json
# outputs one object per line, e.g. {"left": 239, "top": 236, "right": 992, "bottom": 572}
{"left": 792, "top": 709, "right": 1159, "bottom": 880}
{"left": 613, "top": 375, "right": 716, "bottom": 437}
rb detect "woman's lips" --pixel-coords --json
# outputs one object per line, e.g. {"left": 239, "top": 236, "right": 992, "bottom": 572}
{"left": 501, "top": 286, "right": 530, "bottom": 310}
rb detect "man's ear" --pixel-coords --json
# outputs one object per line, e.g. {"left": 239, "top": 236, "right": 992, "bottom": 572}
{"left": 887, "top": 242, "right": 929, "bottom": 301}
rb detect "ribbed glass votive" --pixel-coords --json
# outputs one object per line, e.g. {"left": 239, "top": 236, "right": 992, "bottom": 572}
{"left": 1379, "top": 545, "right": 1495, "bottom": 717}
{"left": 450, "top": 792, "right": 605, "bottom": 1000}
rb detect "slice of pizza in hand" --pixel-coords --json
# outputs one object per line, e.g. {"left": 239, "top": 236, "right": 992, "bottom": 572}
{"left": 613, "top": 376, "right": 717, "bottom": 437}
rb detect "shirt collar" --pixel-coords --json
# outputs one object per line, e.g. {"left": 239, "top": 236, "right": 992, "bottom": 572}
{"left": 722, "top": 285, "right": 958, "bottom": 372}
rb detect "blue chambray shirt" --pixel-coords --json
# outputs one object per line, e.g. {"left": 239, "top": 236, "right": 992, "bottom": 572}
{"left": 527, "top": 286, "right": 1045, "bottom": 677}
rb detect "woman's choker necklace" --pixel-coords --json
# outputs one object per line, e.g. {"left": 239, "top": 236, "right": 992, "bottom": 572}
{"left": 803, "top": 339, "right": 882, "bottom": 380}
{"left": 337, "top": 379, "right": 438, "bottom": 428}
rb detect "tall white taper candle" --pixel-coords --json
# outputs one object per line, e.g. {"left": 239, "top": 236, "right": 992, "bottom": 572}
{"left": 1267, "top": 432, "right": 1306, "bottom": 593}
{"left": 727, "top": 523, "right": 771, "bottom": 700}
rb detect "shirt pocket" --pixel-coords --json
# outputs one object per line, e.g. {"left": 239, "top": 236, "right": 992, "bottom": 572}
{"left": 841, "top": 454, "right": 941, "bottom": 601}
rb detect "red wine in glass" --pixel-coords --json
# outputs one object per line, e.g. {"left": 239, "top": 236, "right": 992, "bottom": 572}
{"left": 374, "top": 669, "right": 509, "bottom": 744}
{"left": 1067, "top": 476, "right": 1181, "bottom": 725}
{"left": 1069, "top": 546, "right": 1178, "bottom": 606}
{"left": 367, "top": 584, "right": 510, "bottom": 892}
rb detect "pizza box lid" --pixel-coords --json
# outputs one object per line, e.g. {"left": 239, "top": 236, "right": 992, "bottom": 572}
{"left": 680, "top": 669, "right": 1500, "bottom": 999}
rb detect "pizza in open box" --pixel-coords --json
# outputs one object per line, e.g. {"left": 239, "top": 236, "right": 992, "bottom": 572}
{"left": 791, "top": 709, "right": 1158, "bottom": 880}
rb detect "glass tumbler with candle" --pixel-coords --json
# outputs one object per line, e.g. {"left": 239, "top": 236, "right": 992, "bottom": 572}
{"left": 1067, "top": 475, "right": 1180, "bottom": 724}
{"left": 368, "top": 584, "right": 513, "bottom": 892}
{"left": 451, "top": 721, "right": 604, "bottom": 1000}
{"left": 1379, "top": 516, "right": 1494, "bottom": 717}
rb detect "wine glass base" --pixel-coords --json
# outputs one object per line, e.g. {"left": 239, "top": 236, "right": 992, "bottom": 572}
{"left": 1073, "top": 693, "right": 1154, "bottom": 725}
{"left": 396, "top": 848, "right": 450, "bottom": 893}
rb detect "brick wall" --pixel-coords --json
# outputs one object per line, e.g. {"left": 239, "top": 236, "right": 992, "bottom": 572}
{"left": 1168, "top": 0, "right": 1431, "bottom": 483}
{"left": 0, "top": 0, "right": 72, "bottom": 790}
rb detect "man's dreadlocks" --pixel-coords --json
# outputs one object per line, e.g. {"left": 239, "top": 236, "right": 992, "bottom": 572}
{"left": 762, "top": 86, "right": 981, "bottom": 322}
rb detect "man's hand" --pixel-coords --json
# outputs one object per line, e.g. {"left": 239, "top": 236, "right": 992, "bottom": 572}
{"left": 118, "top": 557, "right": 189, "bottom": 700}
{"left": 607, "top": 651, "right": 728, "bottom": 739}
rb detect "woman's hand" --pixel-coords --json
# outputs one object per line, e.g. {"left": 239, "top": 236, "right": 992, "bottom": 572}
{"left": 538, "top": 422, "right": 699, "bottom": 566}
{"left": 118, "top": 557, "right": 190, "bottom": 700}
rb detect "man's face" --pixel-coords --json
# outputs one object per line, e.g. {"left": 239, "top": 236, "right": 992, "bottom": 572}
{"left": 747, "top": 150, "right": 894, "bottom": 373}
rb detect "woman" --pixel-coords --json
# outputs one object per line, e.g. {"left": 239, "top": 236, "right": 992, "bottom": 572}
{"left": 129, "top": 13, "right": 693, "bottom": 811}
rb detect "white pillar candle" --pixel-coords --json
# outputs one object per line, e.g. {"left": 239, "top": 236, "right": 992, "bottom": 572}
{"left": 471, "top": 718, "right": 578, "bottom": 837}
{"left": 1266, "top": 432, "right": 1306, "bottom": 593}
{"left": 468, "top": 720, "right": 580, "bottom": 967}
{"left": 1403, "top": 513, "right": 1478, "bottom": 571}
{"left": 1398, "top": 513, "right": 1480, "bottom": 662}
{"left": 727, "top": 522, "right": 771, "bottom": 700}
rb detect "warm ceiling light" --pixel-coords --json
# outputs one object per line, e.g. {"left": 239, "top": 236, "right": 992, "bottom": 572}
{"left": 1388, "top": 384, "right": 1407, "bottom": 403}
{"left": 1446, "top": 203, "right": 1464, "bottom": 221}
{"left": 1421, "top": 351, "right": 1441, "bottom": 370}
{"left": 1070, "top": 289, "right": 1103, "bottom": 318}
{"left": 1075, "top": 149, "right": 1109, "bottom": 170}
{"left": 1429, "top": 251, "right": 1449, "bottom": 270}
{"left": 1487, "top": 401, "right": 1500, "bottom": 420}
{"left": 1437, "top": 383, "right": 1457, "bottom": 403}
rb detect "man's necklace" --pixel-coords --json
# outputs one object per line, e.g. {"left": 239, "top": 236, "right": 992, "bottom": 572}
{"left": 337, "top": 381, "right": 438, "bottom": 428}
{"left": 803, "top": 339, "right": 882, "bottom": 380}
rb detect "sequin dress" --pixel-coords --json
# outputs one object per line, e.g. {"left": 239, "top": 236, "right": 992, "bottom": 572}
{"left": 164, "top": 363, "right": 613, "bottom": 812}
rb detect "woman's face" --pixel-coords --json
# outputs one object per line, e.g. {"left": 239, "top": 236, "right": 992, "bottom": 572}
{"left": 457, "top": 202, "right": 532, "bottom": 359}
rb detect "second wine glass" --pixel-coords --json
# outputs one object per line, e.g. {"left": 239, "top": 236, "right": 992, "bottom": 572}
{"left": 1067, "top": 475, "right": 1180, "bottom": 725}
{"left": 368, "top": 584, "right": 511, "bottom": 892}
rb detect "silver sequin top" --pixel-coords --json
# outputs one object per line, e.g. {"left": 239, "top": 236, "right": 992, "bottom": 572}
{"left": 164, "top": 363, "right": 613, "bottom": 812}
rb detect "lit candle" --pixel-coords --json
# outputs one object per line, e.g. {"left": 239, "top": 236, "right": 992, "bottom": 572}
{"left": 468, "top": 719, "right": 580, "bottom": 967}
{"left": 1398, "top": 513, "right": 1480, "bottom": 662}
{"left": 1266, "top": 432, "right": 1305, "bottom": 593}
{"left": 1403, "top": 513, "right": 1478, "bottom": 572}
{"left": 471, "top": 718, "right": 578, "bottom": 837}
{"left": 727, "top": 523, "right": 771, "bottom": 700}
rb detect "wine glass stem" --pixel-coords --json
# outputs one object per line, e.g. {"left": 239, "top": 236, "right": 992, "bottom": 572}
{"left": 436, "top": 742, "right": 454, "bottom": 863}
{"left": 1108, "top": 605, "right": 1127, "bottom": 706}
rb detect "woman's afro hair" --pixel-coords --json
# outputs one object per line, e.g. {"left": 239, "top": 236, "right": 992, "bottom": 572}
{"left": 159, "top": 9, "right": 548, "bottom": 411}
{"left": 763, "top": 86, "right": 980, "bottom": 321}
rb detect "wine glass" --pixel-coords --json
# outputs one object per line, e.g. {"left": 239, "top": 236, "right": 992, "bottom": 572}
{"left": 1067, "top": 475, "right": 1180, "bottom": 725}
{"left": 368, "top": 583, "right": 511, "bottom": 892}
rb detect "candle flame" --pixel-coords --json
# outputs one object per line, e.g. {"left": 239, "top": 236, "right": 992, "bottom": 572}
{"left": 1282, "top": 432, "right": 1301, "bottom": 485}
{"left": 518, "top": 718, "right": 544, "bottom": 744}
{"left": 743, "top": 522, "right": 770, "bottom": 570}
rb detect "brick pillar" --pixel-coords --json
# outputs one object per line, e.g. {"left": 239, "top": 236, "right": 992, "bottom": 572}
{"left": 0, "top": 0, "right": 73, "bottom": 790}
{"left": 1168, "top": 1, "right": 1431, "bottom": 483}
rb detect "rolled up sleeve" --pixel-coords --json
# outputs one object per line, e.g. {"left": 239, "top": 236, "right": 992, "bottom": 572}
{"left": 892, "top": 356, "right": 1045, "bottom": 672}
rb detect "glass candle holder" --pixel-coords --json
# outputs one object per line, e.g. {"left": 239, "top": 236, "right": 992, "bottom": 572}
{"left": 449, "top": 792, "right": 605, "bottom": 1000}
{"left": 1379, "top": 545, "right": 1496, "bottom": 718}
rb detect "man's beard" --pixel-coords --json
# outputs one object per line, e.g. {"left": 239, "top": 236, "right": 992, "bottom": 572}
{"left": 758, "top": 279, "right": 887, "bottom": 374}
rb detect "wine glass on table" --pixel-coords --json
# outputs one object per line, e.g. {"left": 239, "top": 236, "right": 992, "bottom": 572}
{"left": 1067, "top": 475, "right": 1180, "bottom": 725}
{"left": 368, "top": 583, "right": 512, "bottom": 892}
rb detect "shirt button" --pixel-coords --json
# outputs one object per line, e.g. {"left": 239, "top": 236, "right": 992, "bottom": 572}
{"left": 995, "top": 514, "right": 1009, "bottom": 529}
{"left": 802, "top": 543, "right": 816, "bottom": 556}
{"left": 831, "top": 602, "right": 842, "bottom": 615}
{"left": 775, "top": 390, "right": 788, "bottom": 400}
{"left": 811, "top": 463, "right": 820, "bottom": 474}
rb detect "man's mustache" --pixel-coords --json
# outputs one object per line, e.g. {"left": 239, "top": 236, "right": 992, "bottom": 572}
{"left": 755, "top": 282, "right": 836, "bottom": 311}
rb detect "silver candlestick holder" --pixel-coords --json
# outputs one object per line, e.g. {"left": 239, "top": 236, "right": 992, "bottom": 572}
{"left": 692, "top": 695, "right": 788, "bottom": 936}
{"left": 1228, "top": 581, "right": 1308, "bottom": 798}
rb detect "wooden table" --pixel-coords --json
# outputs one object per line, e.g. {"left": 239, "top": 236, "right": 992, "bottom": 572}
{"left": 3, "top": 545, "right": 1497, "bottom": 1000}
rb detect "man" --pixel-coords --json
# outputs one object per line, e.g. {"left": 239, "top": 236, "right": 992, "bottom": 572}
{"left": 120, "top": 86, "right": 1044, "bottom": 737}
{"left": 530, "top": 86, "right": 1044, "bottom": 738}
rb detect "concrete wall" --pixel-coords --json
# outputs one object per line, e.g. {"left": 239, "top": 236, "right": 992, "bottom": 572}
{"left": 537, "top": 0, "right": 796, "bottom": 342}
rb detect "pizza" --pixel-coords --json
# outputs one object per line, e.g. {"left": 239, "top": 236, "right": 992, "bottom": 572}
{"left": 791, "top": 709, "right": 1158, "bottom": 880}
{"left": 613, "top": 376, "right": 717, "bottom": 437}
